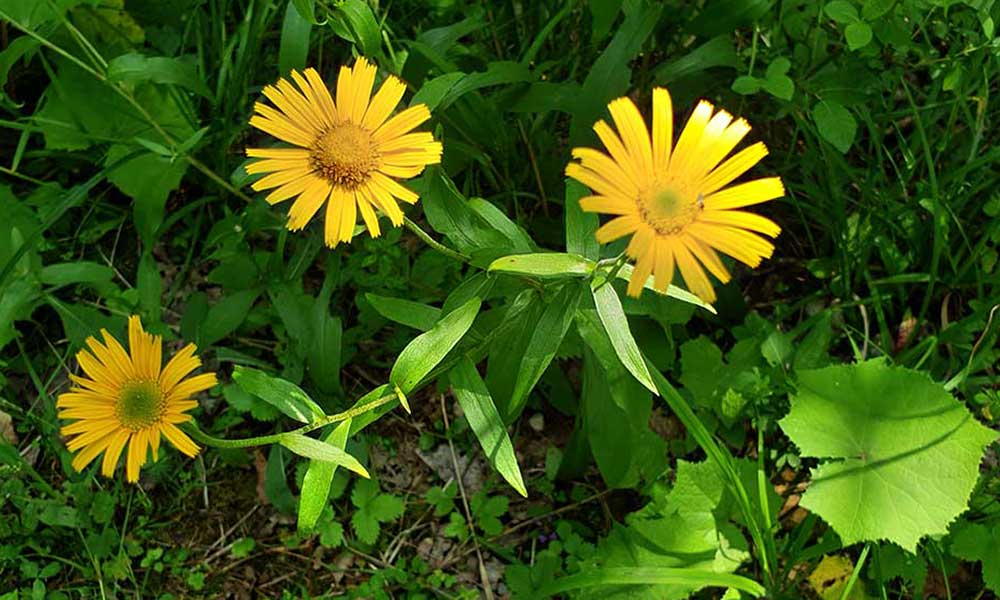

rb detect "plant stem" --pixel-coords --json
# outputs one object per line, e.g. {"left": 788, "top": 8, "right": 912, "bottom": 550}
{"left": 403, "top": 216, "right": 471, "bottom": 263}
{"left": 183, "top": 387, "right": 399, "bottom": 448}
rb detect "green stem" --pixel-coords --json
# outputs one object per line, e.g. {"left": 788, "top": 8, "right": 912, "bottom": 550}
{"left": 184, "top": 387, "right": 398, "bottom": 448}
{"left": 838, "top": 543, "right": 871, "bottom": 600}
{"left": 403, "top": 216, "right": 471, "bottom": 263}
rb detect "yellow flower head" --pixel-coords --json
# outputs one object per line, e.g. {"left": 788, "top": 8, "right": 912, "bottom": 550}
{"left": 245, "top": 57, "right": 443, "bottom": 247}
{"left": 566, "top": 88, "right": 784, "bottom": 303}
{"left": 57, "top": 316, "right": 216, "bottom": 483}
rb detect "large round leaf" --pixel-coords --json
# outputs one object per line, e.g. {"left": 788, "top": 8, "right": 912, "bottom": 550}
{"left": 780, "top": 359, "right": 997, "bottom": 552}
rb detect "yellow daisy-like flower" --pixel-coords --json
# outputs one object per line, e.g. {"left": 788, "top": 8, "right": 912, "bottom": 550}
{"left": 245, "top": 57, "right": 443, "bottom": 247}
{"left": 566, "top": 88, "right": 784, "bottom": 303}
{"left": 57, "top": 316, "right": 216, "bottom": 483}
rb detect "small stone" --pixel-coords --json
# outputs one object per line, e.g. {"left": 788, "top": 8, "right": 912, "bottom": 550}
{"left": 528, "top": 413, "right": 544, "bottom": 432}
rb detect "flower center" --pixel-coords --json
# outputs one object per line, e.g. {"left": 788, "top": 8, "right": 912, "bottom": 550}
{"left": 116, "top": 380, "right": 165, "bottom": 430}
{"left": 309, "top": 123, "right": 380, "bottom": 189}
{"left": 636, "top": 180, "right": 703, "bottom": 236}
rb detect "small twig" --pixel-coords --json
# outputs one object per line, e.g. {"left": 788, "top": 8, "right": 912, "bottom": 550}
{"left": 500, "top": 489, "right": 613, "bottom": 537}
{"left": 440, "top": 394, "right": 495, "bottom": 600}
{"left": 204, "top": 505, "right": 260, "bottom": 558}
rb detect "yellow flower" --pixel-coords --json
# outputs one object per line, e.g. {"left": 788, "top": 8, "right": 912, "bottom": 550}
{"left": 57, "top": 316, "right": 216, "bottom": 483}
{"left": 245, "top": 57, "right": 443, "bottom": 247}
{"left": 566, "top": 88, "right": 784, "bottom": 303}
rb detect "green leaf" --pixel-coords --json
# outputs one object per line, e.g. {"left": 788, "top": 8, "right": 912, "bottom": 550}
{"left": 565, "top": 179, "right": 599, "bottom": 260}
{"left": 197, "top": 289, "right": 259, "bottom": 347}
{"left": 539, "top": 567, "right": 766, "bottom": 598}
{"left": 576, "top": 309, "right": 659, "bottom": 487}
{"left": 291, "top": 0, "right": 319, "bottom": 24}
{"left": 589, "top": 0, "right": 622, "bottom": 41}
{"left": 265, "top": 445, "right": 297, "bottom": 515}
{"left": 413, "top": 62, "right": 534, "bottom": 112}
{"left": 39, "top": 261, "right": 113, "bottom": 286}
{"left": 350, "top": 479, "right": 405, "bottom": 544}
{"left": 448, "top": 358, "right": 527, "bottom": 497}
{"left": 812, "top": 100, "right": 857, "bottom": 154}
{"left": 507, "top": 284, "right": 583, "bottom": 419}
{"left": 106, "top": 53, "right": 213, "bottom": 100}
{"left": 280, "top": 432, "right": 369, "bottom": 478}
{"left": 844, "top": 21, "right": 873, "bottom": 50}
{"left": 592, "top": 283, "right": 657, "bottom": 395}
{"left": 570, "top": 2, "right": 662, "bottom": 144}
{"left": 365, "top": 293, "right": 441, "bottom": 332}
{"left": 616, "top": 263, "right": 717, "bottom": 313}
{"left": 308, "top": 297, "right": 341, "bottom": 393}
{"left": 232, "top": 366, "right": 326, "bottom": 424}
{"left": 654, "top": 35, "right": 737, "bottom": 84}
{"left": 389, "top": 297, "right": 481, "bottom": 395}
{"left": 731, "top": 75, "right": 762, "bottom": 95}
{"left": 468, "top": 198, "right": 534, "bottom": 253}
{"left": 297, "top": 419, "right": 353, "bottom": 534}
{"left": 137, "top": 251, "right": 162, "bottom": 323}
{"left": 949, "top": 520, "right": 1000, "bottom": 594}
{"left": 779, "top": 360, "right": 998, "bottom": 551}
{"left": 223, "top": 383, "right": 280, "bottom": 421}
{"left": 334, "top": 0, "right": 381, "bottom": 57}
{"left": 279, "top": 0, "right": 312, "bottom": 74}
{"left": 488, "top": 253, "right": 594, "bottom": 279}
{"left": 824, "top": 0, "right": 860, "bottom": 23}
{"left": 107, "top": 146, "right": 189, "bottom": 246}
{"left": 861, "top": 0, "right": 894, "bottom": 20}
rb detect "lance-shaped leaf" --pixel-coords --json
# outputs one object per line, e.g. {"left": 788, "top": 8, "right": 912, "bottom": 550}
{"left": 449, "top": 357, "right": 527, "bottom": 497}
{"left": 508, "top": 284, "right": 583, "bottom": 419}
{"left": 232, "top": 366, "right": 325, "bottom": 423}
{"left": 779, "top": 359, "right": 998, "bottom": 552}
{"left": 280, "top": 432, "right": 369, "bottom": 478}
{"left": 592, "top": 282, "right": 657, "bottom": 395}
{"left": 389, "top": 297, "right": 481, "bottom": 395}
{"left": 297, "top": 419, "right": 352, "bottom": 534}
{"left": 488, "top": 253, "right": 594, "bottom": 279}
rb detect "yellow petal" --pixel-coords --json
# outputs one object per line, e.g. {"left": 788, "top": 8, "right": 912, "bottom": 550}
{"left": 593, "top": 119, "right": 642, "bottom": 184}
{"left": 608, "top": 96, "right": 653, "bottom": 179}
{"left": 126, "top": 430, "right": 148, "bottom": 483}
{"left": 369, "top": 172, "right": 419, "bottom": 204}
{"left": 652, "top": 87, "right": 673, "bottom": 171}
{"left": 705, "top": 177, "right": 785, "bottom": 210}
{"left": 361, "top": 182, "right": 403, "bottom": 226}
{"left": 683, "top": 235, "right": 731, "bottom": 284}
{"left": 669, "top": 100, "right": 714, "bottom": 177}
{"left": 265, "top": 173, "right": 321, "bottom": 206}
{"left": 339, "top": 189, "right": 358, "bottom": 243}
{"left": 350, "top": 57, "right": 377, "bottom": 124}
{"left": 246, "top": 147, "right": 312, "bottom": 160}
{"left": 626, "top": 247, "right": 655, "bottom": 297}
{"left": 335, "top": 63, "right": 355, "bottom": 124}
{"left": 673, "top": 240, "right": 716, "bottom": 303}
{"left": 159, "top": 344, "right": 200, "bottom": 394}
{"left": 286, "top": 178, "right": 331, "bottom": 230}
{"left": 101, "top": 430, "right": 131, "bottom": 478}
{"left": 325, "top": 187, "right": 348, "bottom": 247}
{"left": 363, "top": 75, "right": 407, "bottom": 129}
{"left": 699, "top": 209, "right": 781, "bottom": 238}
{"left": 249, "top": 115, "right": 313, "bottom": 148}
{"left": 251, "top": 167, "right": 314, "bottom": 192}
{"left": 164, "top": 372, "right": 216, "bottom": 406}
{"left": 305, "top": 68, "right": 339, "bottom": 123}
{"left": 290, "top": 70, "right": 333, "bottom": 128}
{"left": 595, "top": 215, "right": 641, "bottom": 244}
{"left": 699, "top": 142, "right": 768, "bottom": 195}
{"left": 653, "top": 239, "right": 675, "bottom": 292}
{"left": 579, "top": 195, "right": 633, "bottom": 216}
{"left": 161, "top": 423, "right": 200, "bottom": 457}
{"left": 373, "top": 104, "right": 430, "bottom": 144}
{"left": 356, "top": 193, "right": 381, "bottom": 237}
{"left": 570, "top": 148, "right": 639, "bottom": 197}
{"left": 71, "top": 432, "right": 116, "bottom": 472}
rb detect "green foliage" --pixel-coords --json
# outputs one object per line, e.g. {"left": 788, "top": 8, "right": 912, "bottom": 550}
{"left": 780, "top": 360, "right": 998, "bottom": 551}
{"left": 3, "top": 0, "right": 999, "bottom": 596}
{"left": 349, "top": 479, "right": 405, "bottom": 545}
